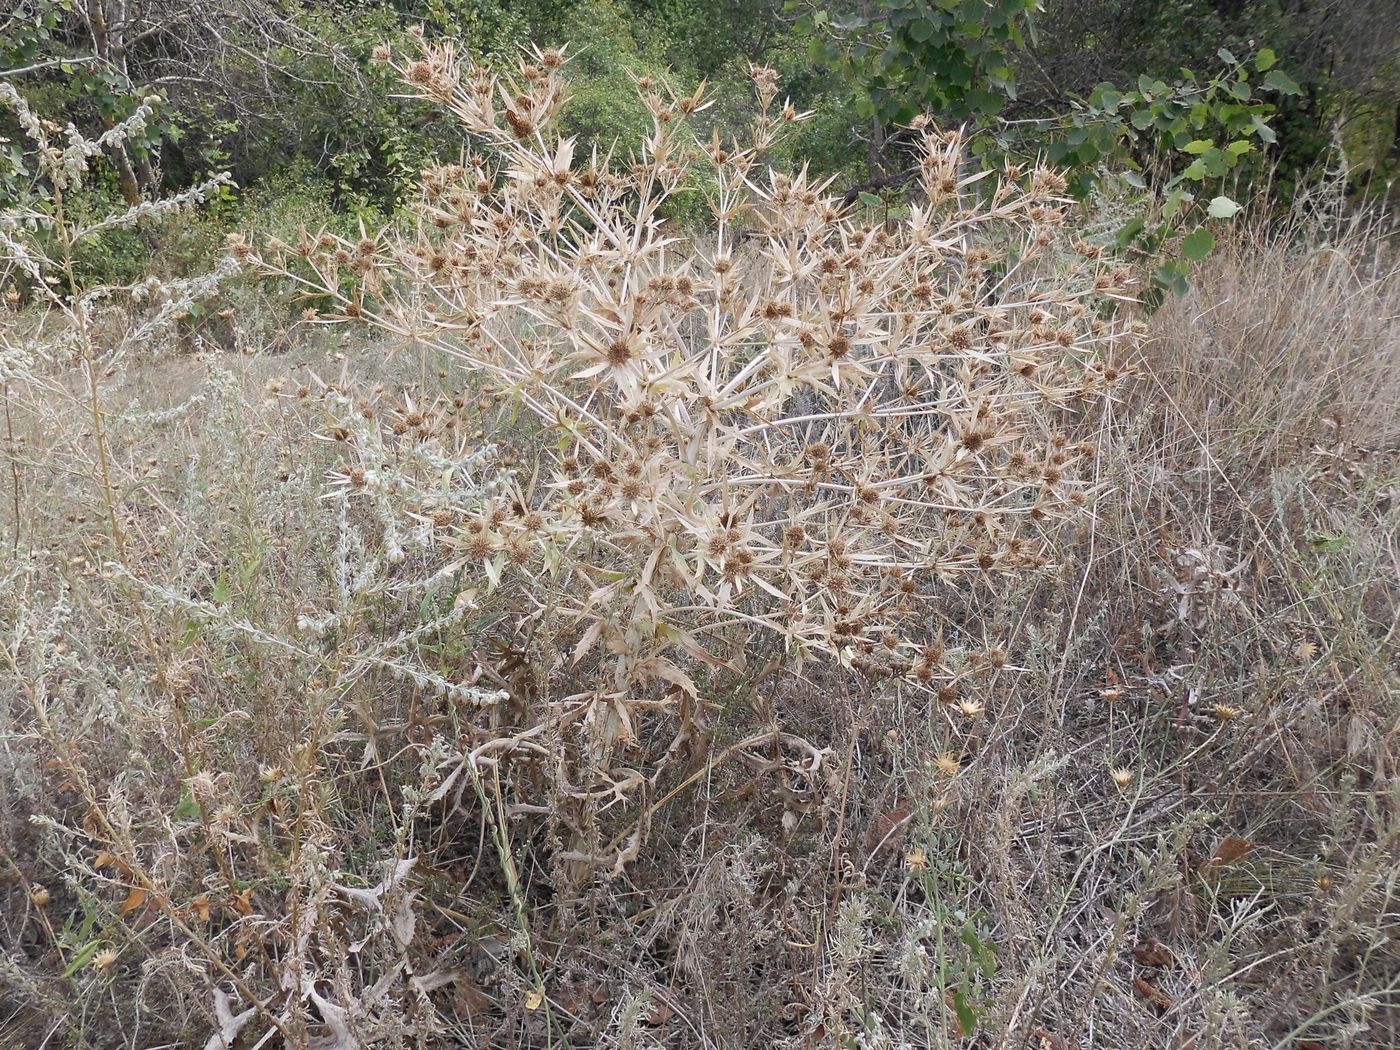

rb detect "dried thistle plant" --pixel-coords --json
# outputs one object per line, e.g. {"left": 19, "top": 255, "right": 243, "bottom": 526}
{"left": 246, "top": 38, "right": 1137, "bottom": 801}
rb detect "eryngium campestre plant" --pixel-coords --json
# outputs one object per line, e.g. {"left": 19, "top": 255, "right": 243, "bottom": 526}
{"left": 242, "top": 37, "right": 1139, "bottom": 839}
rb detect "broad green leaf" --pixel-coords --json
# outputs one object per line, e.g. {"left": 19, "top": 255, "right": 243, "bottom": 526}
{"left": 1256, "top": 47, "right": 1277, "bottom": 71}
{"left": 172, "top": 784, "right": 201, "bottom": 822}
{"left": 1155, "top": 259, "right": 1190, "bottom": 298}
{"left": 1183, "top": 139, "right": 1213, "bottom": 154}
{"left": 1090, "top": 82, "right": 1121, "bottom": 110}
{"left": 1262, "top": 69, "right": 1302, "bottom": 95}
{"left": 1251, "top": 115, "right": 1277, "bottom": 144}
{"left": 176, "top": 618, "right": 202, "bottom": 650}
{"left": 908, "top": 18, "right": 935, "bottom": 42}
{"left": 1207, "top": 195, "right": 1242, "bottom": 218}
{"left": 1226, "top": 139, "right": 1254, "bottom": 157}
{"left": 1115, "top": 217, "right": 1146, "bottom": 248}
{"left": 967, "top": 88, "right": 1004, "bottom": 116}
{"left": 951, "top": 988, "right": 980, "bottom": 1036}
{"left": 1181, "top": 226, "right": 1214, "bottom": 261}
{"left": 1162, "top": 185, "right": 1192, "bottom": 219}
{"left": 1217, "top": 47, "right": 1237, "bottom": 65}
{"left": 960, "top": 924, "right": 980, "bottom": 954}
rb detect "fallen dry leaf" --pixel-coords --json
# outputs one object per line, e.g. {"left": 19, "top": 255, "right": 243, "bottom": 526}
{"left": 1133, "top": 975, "right": 1174, "bottom": 1012}
{"left": 119, "top": 886, "right": 147, "bottom": 918}
{"left": 453, "top": 974, "right": 493, "bottom": 1018}
{"left": 644, "top": 994, "right": 675, "bottom": 1026}
{"left": 93, "top": 850, "right": 133, "bottom": 878}
{"left": 1131, "top": 936, "right": 1174, "bottom": 968}
{"left": 865, "top": 804, "right": 911, "bottom": 854}
{"left": 1201, "top": 835, "right": 1255, "bottom": 872}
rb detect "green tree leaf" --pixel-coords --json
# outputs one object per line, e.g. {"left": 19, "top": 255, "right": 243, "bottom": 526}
{"left": 1207, "top": 195, "right": 1242, "bottom": 218}
{"left": 1181, "top": 226, "right": 1215, "bottom": 261}
{"left": 1262, "top": 69, "right": 1302, "bottom": 95}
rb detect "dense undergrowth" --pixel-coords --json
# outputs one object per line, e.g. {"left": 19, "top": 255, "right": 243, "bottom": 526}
{"left": 1, "top": 45, "right": 1398, "bottom": 1050}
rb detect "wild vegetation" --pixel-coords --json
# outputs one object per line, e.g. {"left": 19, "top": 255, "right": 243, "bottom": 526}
{"left": 2, "top": 3, "right": 1398, "bottom": 1049}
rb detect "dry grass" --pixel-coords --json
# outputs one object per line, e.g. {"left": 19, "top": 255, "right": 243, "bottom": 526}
{"left": 1, "top": 52, "right": 1398, "bottom": 1050}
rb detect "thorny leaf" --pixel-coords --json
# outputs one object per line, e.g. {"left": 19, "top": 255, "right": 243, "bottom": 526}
{"left": 307, "top": 985, "right": 361, "bottom": 1050}
{"left": 410, "top": 970, "right": 494, "bottom": 1017}
{"left": 200, "top": 987, "right": 256, "bottom": 1050}
{"left": 335, "top": 857, "right": 418, "bottom": 951}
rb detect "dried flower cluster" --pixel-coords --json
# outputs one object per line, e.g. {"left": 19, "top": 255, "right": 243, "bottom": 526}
{"left": 247, "top": 39, "right": 1136, "bottom": 768}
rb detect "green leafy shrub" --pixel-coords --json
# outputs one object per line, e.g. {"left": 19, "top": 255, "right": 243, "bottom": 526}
{"left": 795, "top": 0, "right": 1040, "bottom": 126}
{"left": 996, "top": 48, "right": 1304, "bottom": 300}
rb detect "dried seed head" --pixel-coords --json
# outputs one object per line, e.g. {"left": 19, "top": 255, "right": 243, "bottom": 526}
{"left": 605, "top": 339, "right": 633, "bottom": 367}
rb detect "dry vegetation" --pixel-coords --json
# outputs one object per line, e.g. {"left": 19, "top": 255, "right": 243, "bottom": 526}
{"left": 2, "top": 43, "right": 1398, "bottom": 1050}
